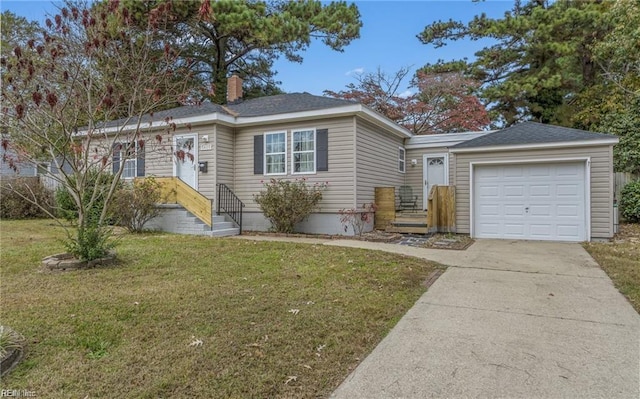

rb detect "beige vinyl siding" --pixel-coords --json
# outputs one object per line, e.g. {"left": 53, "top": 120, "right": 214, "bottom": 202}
{"left": 87, "top": 131, "right": 174, "bottom": 177}
{"left": 454, "top": 145, "right": 615, "bottom": 239}
{"left": 216, "top": 124, "right": 235, "bottom": 189}
{"left": 405, "top": 146, "right": 454, "bottom": 209}
{"left": 234, "top": 117, "right": 356, "bottom": 212}
{"left": 355, "top": 119, "right": 406, "bottom": 208}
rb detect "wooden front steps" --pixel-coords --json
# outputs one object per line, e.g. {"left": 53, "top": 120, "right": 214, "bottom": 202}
{"left": 386, "top": 211, "right": 429, "bottom": 235}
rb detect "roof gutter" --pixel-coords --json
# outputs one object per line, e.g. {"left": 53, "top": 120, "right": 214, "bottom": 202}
{"left": 449, "top": 138, "right": 620, "bottom": 153}
{"left": 84, "top": 104, "right": 413, "bottom": 139}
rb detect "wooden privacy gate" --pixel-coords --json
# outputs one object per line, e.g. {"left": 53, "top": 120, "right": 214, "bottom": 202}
{"left": 426, "top": 185, "right": 456, "bottom": 233}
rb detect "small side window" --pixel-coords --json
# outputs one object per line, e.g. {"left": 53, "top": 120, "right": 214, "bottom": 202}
{"left": 398, "top": 147, "right": 406, "bottom": 173}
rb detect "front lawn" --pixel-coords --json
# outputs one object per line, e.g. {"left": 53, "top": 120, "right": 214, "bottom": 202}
{"left": 584, "top": 224, "right": 640, "bottom": 313}
{"left": 0, "top": 220, "right": 440, "bottom": 398}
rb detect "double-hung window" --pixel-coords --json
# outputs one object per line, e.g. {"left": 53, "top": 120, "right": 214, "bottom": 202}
{"left": 122, "top": 143, "right": 137, "bottom": 178}
{"left": 265, "top": 132, "right": 286, "bottom": 175}
{"left": 292, "top": 129, "right": 315, "bottom": 174}
{"left": 113, "top": 141, "right": 144, "bottom": 178}
{"left": 398, "top": 147, "right": 406, "bottom": 173}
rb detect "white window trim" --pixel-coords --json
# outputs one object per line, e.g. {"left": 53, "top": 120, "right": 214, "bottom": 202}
{"left": 264, "top": 131, "right": 287, "bottom": 176}
{"left": 291, "top": 128, "right": 317, "bottom": 175}
{"left": 120, "top": 141, "right": 139, "bottom": 179}
{"left": 398, "top": 147, "right": 406, "bottom": 173}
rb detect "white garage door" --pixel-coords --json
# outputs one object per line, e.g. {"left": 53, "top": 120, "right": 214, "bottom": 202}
{"left": 473, "top": 162, "right": 587, "bottom": 242}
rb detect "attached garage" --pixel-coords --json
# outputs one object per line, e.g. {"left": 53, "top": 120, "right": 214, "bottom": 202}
{"left": 449, "top": 122, "right": 619, "bottom": 242}
{"left": 473, "top": 161, "right": 587, "bottom": 242}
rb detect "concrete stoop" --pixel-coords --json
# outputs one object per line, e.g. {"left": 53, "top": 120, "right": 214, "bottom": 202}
{"left": 146, "top": 204, "right": 240, "bottom": 237}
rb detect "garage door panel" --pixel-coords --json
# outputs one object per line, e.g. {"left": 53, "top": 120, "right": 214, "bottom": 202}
{"left": 474, "top": 162, "right": 586, "bottom": 242}
{"left": 504, "top": 205, "right": 524, "bottom": 216}
{"left": 557, "top": 205, "right": 579, "bottom": 217}
{"left": 529, "top": 204, "right": 551, "bottom": 217}
{"left": 477, "top": 223, "right": 500, "bottom": 235}
{"left": 504, "top": 185, "right": 524, "bottom": 198}
{"left": 529, "top": 224, "right": 553, "bottom": 237}
{"left": 504, "top": 224, "right": 525, "bottom": 236}
{"left": 529, "top": 166, "right": 551, "bottom": 177}
{"left": 504, "top": 167, "right": 524, "bottom": 177}
{"left": 479, "top": 204, "right": 500, "bottom": 216}
{"left": 557, "top": 184, "right": 580, "bottom": 197}
{"left": 530, "top": 185, "right": 551, "bottom": 197}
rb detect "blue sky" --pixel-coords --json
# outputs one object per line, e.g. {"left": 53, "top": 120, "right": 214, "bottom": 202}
{"left": 2, "top": 0, "right": 513, "bottom": 95}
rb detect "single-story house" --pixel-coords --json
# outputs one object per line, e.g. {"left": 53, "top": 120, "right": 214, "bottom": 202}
{"left": 94, "top": 76, "right": 618, "bottom": 242}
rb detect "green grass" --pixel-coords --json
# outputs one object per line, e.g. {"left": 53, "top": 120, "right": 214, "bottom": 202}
{"left": 584, "top": 223, "right": 640, "bottom": 313}
{"left": 0, "top": 219, "right": 441, "bottom": 398}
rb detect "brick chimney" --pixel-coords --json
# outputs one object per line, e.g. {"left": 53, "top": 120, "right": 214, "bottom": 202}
{"left": 227, "top": 74, "right": 243, "bottom": 103}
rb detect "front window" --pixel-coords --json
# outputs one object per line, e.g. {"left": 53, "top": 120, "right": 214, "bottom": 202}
{"left": 121, "top": 143, "right": 137, "bottom": 178}
{"left": 265, "top": 132, "right": 286, "bottom": 175}
{"left": 292, "top": 129, "right": 315, "bottom": 174}
{"left": 398, "top": 147, "right": 406, "bottom": 173}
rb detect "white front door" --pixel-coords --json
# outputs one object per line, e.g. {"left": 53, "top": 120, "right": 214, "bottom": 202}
{"left": 423, "top": 154, "right": 447, "bottom": 210}
{"left": 473, "top": 162, "right": 587, "bottom": 242}
{"left": 174, "top": 134, "right": 198, "bottom": 189}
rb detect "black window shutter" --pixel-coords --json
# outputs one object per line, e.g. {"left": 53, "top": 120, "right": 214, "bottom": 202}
{"left": 317, "top": 129, "right": 328, "bottom": 172}
{"left": 136, "top": 140, "right": 145, "bottom": 177}
{"left": 112, "top": 143, "right": 121, "bottom": 174}
{"left": 254, "top": 135, "right": 264, "bottom": 174}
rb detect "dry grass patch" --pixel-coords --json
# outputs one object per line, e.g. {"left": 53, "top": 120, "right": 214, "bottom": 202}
{"left": 584, "top": 223, "right": 640, "bottom": 313}
{"left": 0, "top": 220, "right": 441, "bottom": 398}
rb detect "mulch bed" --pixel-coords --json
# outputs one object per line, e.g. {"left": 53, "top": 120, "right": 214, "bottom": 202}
{"left": 242, "top": 230, "right": 403, "bottom": 243}
{"left": 422, "top": 234, "right": 475, "bottom": 250}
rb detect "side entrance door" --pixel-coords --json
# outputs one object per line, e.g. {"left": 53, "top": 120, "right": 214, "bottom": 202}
{"left": 423, "top": 154, "right": 447, "bottom": 210}
{"left": 174, "top": 134, "right": 198, "bottom": 189}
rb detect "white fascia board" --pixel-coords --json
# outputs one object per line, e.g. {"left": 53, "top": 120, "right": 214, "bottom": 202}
{"left": 449, "top": 138, "right": 620, "bottom": 153}
{"left": 234, "top": 104, "right": 413, "bottom": 138}
{"left": 86, "top": 112, "right": 236, "bottom": 135}
{"left": 233, "top": 104, "right": 363, "bottom": 127}
{"left": 405, "top": 131, "right": 494, "bottom": 150}
{"left": 84, "top": 103, "right": 413, "bottom": 138}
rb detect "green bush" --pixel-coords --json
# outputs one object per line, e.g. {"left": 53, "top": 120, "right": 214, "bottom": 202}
{"left": 620, "top": 180, "right": 640, "bottom": 223}
{"left": 55, "top": 170, "right": 118, "bottom": 223}
{"left": 0, "top": 177, "right": 54, "bottom": 219}
{"left": 65, "top": 225, "right": 114, "bottom": 261}
{"left": 111, "top": 177, "right": 162, "bottom": 233}
{"left": 254, "top": 178, "right": 327, "bottom": 233}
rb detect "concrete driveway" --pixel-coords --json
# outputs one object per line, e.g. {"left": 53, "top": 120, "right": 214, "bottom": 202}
{"left": 329, "top": 239, "right": 640, "bottom": 399}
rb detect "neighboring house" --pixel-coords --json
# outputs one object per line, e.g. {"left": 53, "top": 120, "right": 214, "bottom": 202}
{"left": 96, "top": 76, "right": 619, "bottom": 242}
{"left": 1, "top": 141, "right": 37, "bottom": 177}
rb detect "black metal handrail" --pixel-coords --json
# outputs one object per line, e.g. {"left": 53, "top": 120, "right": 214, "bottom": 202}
{"left": 216, "top": 183, "right": 245, "bottom": 234}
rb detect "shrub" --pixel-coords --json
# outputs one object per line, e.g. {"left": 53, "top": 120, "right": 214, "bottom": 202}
{"left": 65, "top": 225, "right": 115, "bottom": 261}
{"left": 111, "top": 177, "right": 162, "bottom": 233}
{"left": 254, "top": 178, "right": 327, "bottom": 233}
{"left": 0, "top": 177, "right": 54, "bottom": 219}
{"left": 620, "top": 180, "right": 640, "bottom": 222}
{"left": 339, "top": 203, "right": 378, "bottom": 236}
{"left": 55, "top": 170, "right": 118, "bottom": 223}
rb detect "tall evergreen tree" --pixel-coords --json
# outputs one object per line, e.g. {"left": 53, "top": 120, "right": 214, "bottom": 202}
{"left": 418, "top": 0, "right": 612, "bottom": 126}
{"left": 113, "top": 0, "right": 362, "bottom": 103}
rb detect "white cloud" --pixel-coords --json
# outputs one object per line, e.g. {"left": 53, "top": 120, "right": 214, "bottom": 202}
{"left": 345, "top": 67, "right": 364, "bottom": 76}
{"left": 398, "top": 89, "right": 414, "bottom": 98}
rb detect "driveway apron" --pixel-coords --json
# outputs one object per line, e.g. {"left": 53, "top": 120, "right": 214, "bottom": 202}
{"left": 329, "top": 239, "right": 640, "bottom": 399}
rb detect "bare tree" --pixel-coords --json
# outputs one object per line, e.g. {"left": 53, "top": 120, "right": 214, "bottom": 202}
{"left": 1, "top": 0, "right": 192, "bottom": 259}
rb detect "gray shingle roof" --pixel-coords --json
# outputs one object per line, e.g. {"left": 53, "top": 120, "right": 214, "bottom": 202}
{"left": 98, "top": 93, "right": 357, "bottom": 129}
{"left": 452, "top": 121, "right": 615, "bottom": 149}
{"left": 228, "top": 93, "right": 356, "bottom": 117}
{"left": 99, "top": 102, "right": 227, "bottom": 129}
